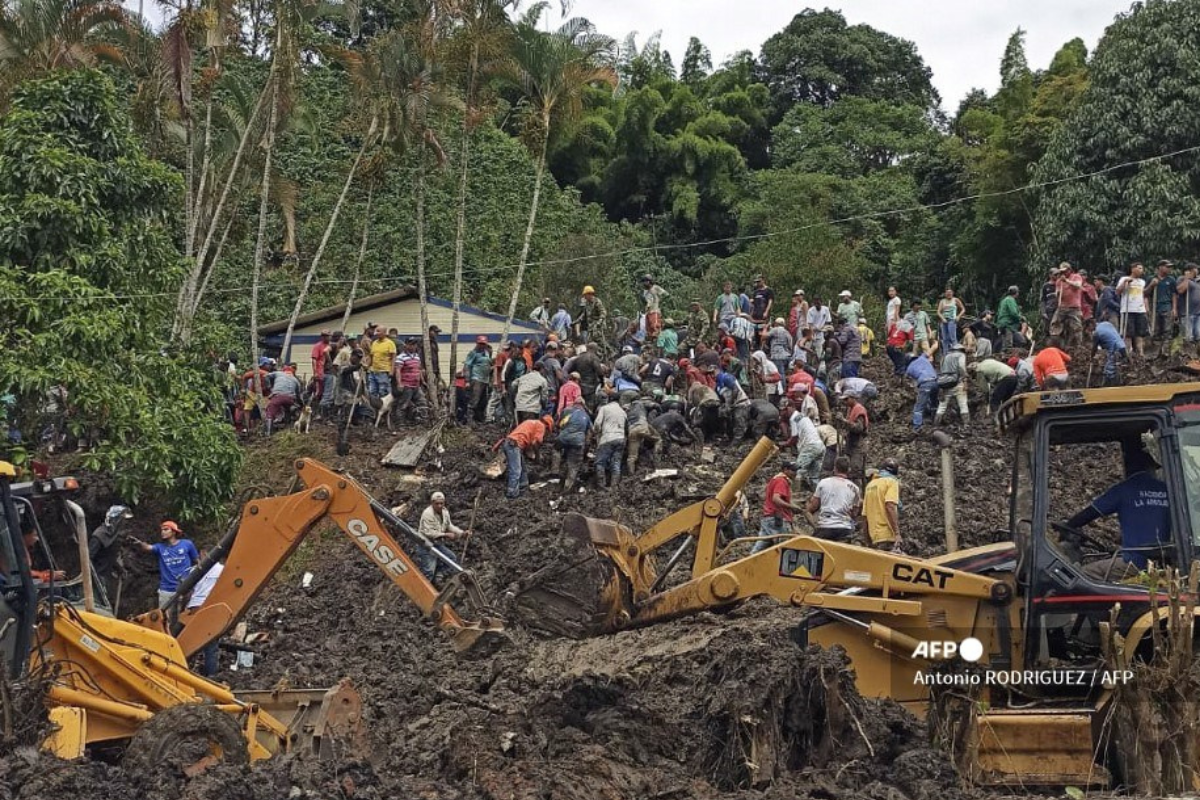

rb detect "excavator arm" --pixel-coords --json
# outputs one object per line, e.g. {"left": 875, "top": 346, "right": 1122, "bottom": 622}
{"left": 142, "top": 459, "right": 503, "bottom": 658}
{"left": 510, "top": 437, "right": 1012, "bottom": 656}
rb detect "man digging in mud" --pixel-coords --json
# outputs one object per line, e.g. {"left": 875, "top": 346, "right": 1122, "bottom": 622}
{"left": 417, "top": 491, "right": 469, "bottom": 583}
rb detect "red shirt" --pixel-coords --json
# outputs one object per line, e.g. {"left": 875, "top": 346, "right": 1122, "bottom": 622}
{"left": 1033, "top": 347, "right": 1071, "bottom": 385}
{"left": 886, "top": 323, "right": 911, "bottom": 347}
{"left": 311, "top": 341, "right": 328, "bottom": 378}
{"left": 847, "top": 402, "right": 869, "bottom": 431}
{"left": 1057, "top": 273, "right": 1083, "bottom": 310}
{"left": 686, "top": 365, "right": 714, "bottom": 388}
{"left": 788, "top": 370, "right": 814, "bottom": 394}
{"left": 763, "top": 473, "right": 794, "bottom": 522}
{"left": 1081, "top": 283, "right": 1098, "bottom": 320}
{"left": 508, "top": 420, "right": 546, "bottom": 450}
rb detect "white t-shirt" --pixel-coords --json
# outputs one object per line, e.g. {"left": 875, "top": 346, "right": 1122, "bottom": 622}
{"left": 789, "top": 411, "right": 823, "bottom": 450}
{"left": 814, "top": 476, "right": 861, "bottom": 530}
{"left": 886, "top": 296, "right": 902, "bottom": 325}
{"left": 186, "top": 562, "right": 224, "bottom": 609}
{"left": 1118, "top": 277, "right": 1146, "bottom": 314}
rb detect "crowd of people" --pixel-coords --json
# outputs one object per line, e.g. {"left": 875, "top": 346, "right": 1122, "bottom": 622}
{"left": 208, "top": 259, "right": 1200, "bottom": 560}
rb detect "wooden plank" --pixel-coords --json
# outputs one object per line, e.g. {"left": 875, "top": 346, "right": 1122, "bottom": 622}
{"left": 380, "top": 429, "right": 438, "bottom": 468}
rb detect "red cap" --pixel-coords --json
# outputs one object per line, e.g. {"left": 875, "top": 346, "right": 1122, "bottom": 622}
{"left": 678, "top": 358, "right": 690, "bottom": 369}
{"left": 1007, "top": 357, "right": 1019, "bottom": 369}
{"left": 161, "top": 520, "right": 181, "bottom": 534}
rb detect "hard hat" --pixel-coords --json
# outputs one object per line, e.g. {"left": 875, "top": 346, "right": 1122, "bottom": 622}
{"left": 475, "top": 335, "right": 489, "bottom": 345}
{"left": 160, "top": 520, "right": 181, "bottom": 534}
{"left": 582, "top": 285, "right": 595, "bottom": 295}
{"left": 106, "top": 505, "right": 133, "bottom": 524}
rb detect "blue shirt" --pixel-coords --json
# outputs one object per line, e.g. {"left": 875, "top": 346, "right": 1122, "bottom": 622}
{"left": 1094, "top": 321, "right": 1125, "bottom": 352}
{"left": 557, "top": 406, "right": 592, "bottom": 446}
{"left": 151, "top": 539, "right": 200, "bottom": 592}
{"left": 550, "top": 310, "right": 572, "bottom": 339}
{"left": 1091, "top": 471, "right": 1171, "bottom": 569}
{"left": 906, "top": 356, "right": 937, "bottom": 384}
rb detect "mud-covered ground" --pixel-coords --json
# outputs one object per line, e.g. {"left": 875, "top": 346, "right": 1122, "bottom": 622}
{"left": 5, "top": 347, "right": 1195, "bottom": 799}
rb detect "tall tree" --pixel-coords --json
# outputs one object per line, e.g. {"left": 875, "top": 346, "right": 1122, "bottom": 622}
{"left": 0, "top": 70, "right": 241, "bottom": 518}
{"left": 679, "top": 36, "right": 710, "bottom": 88}
{"left": 756, "top": 8, "right": 937, "bottom": 120}
{"left": 446, "top": 0, "right": 513, "bottom": 420}
{"left": 500, "top": 3, "right": 616, "bottom": 345}
{"left": 1035, "top": 0, "right": 1200, "bottom": 271}
{"left": 0, "top": 0, "right": 126, "bottom": 104}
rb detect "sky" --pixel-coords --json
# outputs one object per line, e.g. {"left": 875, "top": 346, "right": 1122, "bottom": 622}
{"left": 123, "top": 1, "right": 1136, "bottom": 110}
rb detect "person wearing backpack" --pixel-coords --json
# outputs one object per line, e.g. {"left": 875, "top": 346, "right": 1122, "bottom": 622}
{"left": 934, "top": 342, "right": 969, "bottom": 425}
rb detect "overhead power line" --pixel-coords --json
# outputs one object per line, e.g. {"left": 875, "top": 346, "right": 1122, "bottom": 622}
{"left": 6, "top": 143, "right": 1200, "bottom": 303}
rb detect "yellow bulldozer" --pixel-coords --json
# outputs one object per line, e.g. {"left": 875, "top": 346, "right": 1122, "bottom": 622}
{"left": 510, "top": 383, "right": 1200, "bottom": 788}
{"left": 2, "top": 458, "right": 503, "bottom": 772}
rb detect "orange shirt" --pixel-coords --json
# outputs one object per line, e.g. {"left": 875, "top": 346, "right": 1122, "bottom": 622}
{"left": 1033, "top": 347, "right": 1071, "bottom": 385}
{"left": 507, "top": 420, "right": 546, "bottom": 450}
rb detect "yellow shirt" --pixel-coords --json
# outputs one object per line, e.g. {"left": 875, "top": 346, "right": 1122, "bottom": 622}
{"left": 369, "top": 338, "right": 397, "bottom": 373}
{"left": 857, "top": 323, "right": 875, "bottom": 355}
{"left": 863, "top": 474, "right": 899, "bottom": 544}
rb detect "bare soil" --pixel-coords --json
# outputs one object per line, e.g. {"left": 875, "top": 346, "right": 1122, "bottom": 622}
{"left": 7, "top": 347, "right": 1189, "bottom": 799}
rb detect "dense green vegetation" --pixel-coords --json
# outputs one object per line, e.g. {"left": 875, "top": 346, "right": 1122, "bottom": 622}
{"left": 3, "top": 0, "right": 1200, "bottom": 517}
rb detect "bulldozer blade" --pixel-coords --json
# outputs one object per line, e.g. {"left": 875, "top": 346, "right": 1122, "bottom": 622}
{"left": 506, "top": 513, "right": 646, "bottom": 638}
{"left": 235, "top": 678, "right": 369, "bottom": 760}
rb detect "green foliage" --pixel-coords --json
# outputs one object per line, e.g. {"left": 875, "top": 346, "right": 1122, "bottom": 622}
{"left": 757, "top": 9, "right": 938, "bottom": 119}
{"left": 0, "top": 70, "right": 240, "bottom": 519}
{"left": 1034, "top": 0, "right": 1200, "bottom": 271}
{"left": 771, "top": 97, "right": 937, "bottom": 177}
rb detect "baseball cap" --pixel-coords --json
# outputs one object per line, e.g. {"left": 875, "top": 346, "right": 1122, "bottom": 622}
{"left": 161, "top": 520, "right": 181, "bottom": 533}
{"left": 794, "top": 289, "right": 804, "bottom": 296}
{"left": 839, "top": 290, "right": 852, "bottom": 297}
{"left": 431, "top": 491, "right": 446, "bottom": 503}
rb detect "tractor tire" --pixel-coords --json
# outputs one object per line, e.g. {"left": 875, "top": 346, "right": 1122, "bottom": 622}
{"left": 123, "top": 703, "right": 248, "bottom": 779}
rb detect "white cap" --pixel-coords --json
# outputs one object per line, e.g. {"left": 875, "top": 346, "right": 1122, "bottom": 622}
{"left": 839, "top": 290, "right": 852, "bottom": 297}
{"left": 431, "top": 491, "right": 446, "bottom": 502}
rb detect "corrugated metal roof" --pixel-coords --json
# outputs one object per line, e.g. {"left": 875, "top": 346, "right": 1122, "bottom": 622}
{"left": 258, "top": 287, "right": 417, "bottom": 334}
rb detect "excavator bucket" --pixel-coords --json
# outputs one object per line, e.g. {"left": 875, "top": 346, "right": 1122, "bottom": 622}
{"left": 235, "top": 678, "right": 370, "bottom": 760}
{"left": 508, "top": 513, "right": 651, "bottom": 637}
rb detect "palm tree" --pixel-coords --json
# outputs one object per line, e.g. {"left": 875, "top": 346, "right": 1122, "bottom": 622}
{"left": 277, "top": 42, "right": 390, "bottom": 360}
{"left": 249, "top": 0, "right": 311, "bottom": 390}
{"left": 500, "top": 3, "right": 616, "bottom": 346}
{"left": 376, "top": 5, "right": 456, "bottom": 414}
{"left": 0, "top": 0, "right": 127, "bottom": 103}
{"left": 445, "top": 0, "right": 513, "bottom": 420}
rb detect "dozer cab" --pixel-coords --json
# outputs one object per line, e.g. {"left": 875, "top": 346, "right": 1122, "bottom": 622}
{"left": 1, "top": 458, "right": 502, "bottom": 772}
{"left": 509, "top": 383, "right": 1200, "bottom": 788}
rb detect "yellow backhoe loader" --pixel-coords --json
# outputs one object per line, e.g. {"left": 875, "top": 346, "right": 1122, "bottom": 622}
{"left": 2, "top": 458, "right": 502, "bottom": 772}
{"left": 510, "top": 383, "right": 1200, "bottom": 788}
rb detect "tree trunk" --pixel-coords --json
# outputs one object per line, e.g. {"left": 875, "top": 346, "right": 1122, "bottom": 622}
{"left": 176, "top": 80, "right": 268, "bottom": 344}
{"left": 181, "top": 210, "right": 235, "bottom": 343}
{"left": 250, "top": 76, "right": 279, "bottom": 400}
{"left": 341, "top": 184, "right": 374, "bottom": 333}
{"left": 448, "top": 42, "right": 479, "bottom": 423}
{"left": 500, "top": 125, "right": 549, "bottom": 349}
{"left": 415, "top": 155, "right": 441, "bottom": 415}
{"left": 173, "top": 79, "right": 217, "bottom": 340}
{"left": 189, "top": 71, "right": 217, "bottom": 255}
{"left": 279, "top": 118, "right": 375, "bottom": 360}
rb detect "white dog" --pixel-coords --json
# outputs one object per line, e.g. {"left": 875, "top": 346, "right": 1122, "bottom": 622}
{"left": 293, "top": 403, "right": 313, "bottom": 433}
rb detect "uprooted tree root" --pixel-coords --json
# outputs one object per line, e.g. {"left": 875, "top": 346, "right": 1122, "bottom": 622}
{"left": 1101, "top": 563, "right": 1200, "bottom": 794}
